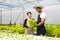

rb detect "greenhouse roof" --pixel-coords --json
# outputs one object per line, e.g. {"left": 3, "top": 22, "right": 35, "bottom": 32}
{"left": 0, "top": 0, "right": 60, "bottom": 9}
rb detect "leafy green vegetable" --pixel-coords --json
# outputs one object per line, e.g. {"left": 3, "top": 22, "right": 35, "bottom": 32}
{"left": 28, "top": 19, "right": 37, "bottom": 28}
{"left": 0, "top": 24, "right": 60, "bottom": 37}
{"left": 45, "top": 24, "right": 60, "bottom": 37}
{"left": 0, "top": 24, "right": 25, "bottom": 33}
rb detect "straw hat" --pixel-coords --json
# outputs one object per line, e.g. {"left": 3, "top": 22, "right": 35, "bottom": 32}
{"left": 33, "top": 5, "right": 44, "bottom": 9}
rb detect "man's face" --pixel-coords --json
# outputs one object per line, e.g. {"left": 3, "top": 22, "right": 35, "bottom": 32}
{"left": 36, "top": 8, "right": 42, "bottom": 13}
{"left": 27, "top": 13, "right": 32, "bottom": 18}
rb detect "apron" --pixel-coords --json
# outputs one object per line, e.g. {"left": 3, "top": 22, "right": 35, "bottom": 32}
{"left": 24, "top": 19, "right": 34, "bottom": 35}
{"left": 37, "top": 14, "right": 46, "bottom": 35}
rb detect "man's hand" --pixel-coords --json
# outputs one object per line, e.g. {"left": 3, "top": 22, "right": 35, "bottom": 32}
{"left": 37, "top": 18, "right": 45, "bottom": 27}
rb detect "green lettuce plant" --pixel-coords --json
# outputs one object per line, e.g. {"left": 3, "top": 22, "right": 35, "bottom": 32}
{"left": 28, "top": 19, "right": 37, "bottom": 28}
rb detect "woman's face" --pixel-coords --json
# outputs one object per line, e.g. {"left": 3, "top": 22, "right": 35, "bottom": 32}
{"left": 27, "top": 13, "right": 32, "bottom": 18}
{"left": 36, "top": 8, "right": 42, "bottom": 13}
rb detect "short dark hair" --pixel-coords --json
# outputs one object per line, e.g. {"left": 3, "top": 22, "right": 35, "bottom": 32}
{"left": 27, "top": 12, "right": 32, "bottom": 15}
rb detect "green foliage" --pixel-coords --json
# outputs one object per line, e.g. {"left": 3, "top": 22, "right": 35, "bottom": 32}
{"left": 0, "top": 24, "right": 60, "bottom": 37}
{"left": 0, "top": 24, "right": 25, "bottom": 33}
{"left": 45, "top": 24, "right": 60, "bottom": 37}
{"left": 0, "top": 32, "right": 60, "bottom": 40}
{"left": 28, "top": 19, "right": 37, "bottom": 28}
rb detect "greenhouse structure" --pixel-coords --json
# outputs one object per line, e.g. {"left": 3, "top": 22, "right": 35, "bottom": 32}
{"left": 0, "top": 0, "right": 60, "bottom": 40}
{"left": 0, "top": 0, "right": 60, "bottom": 24}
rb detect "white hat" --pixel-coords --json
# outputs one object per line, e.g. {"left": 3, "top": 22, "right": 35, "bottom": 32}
{"left": 33, "top": 5, "right": 44, "bottom": 9}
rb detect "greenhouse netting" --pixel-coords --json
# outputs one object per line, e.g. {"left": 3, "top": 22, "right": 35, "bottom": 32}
{"left": 0, "top": 0, "right": 60, "bottom": 24}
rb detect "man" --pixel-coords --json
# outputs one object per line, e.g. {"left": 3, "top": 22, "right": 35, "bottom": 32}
{"left": 33, "top": 5, "right": 46, "bottom": 36}
{"left": 23, "top": 12, "right": 33, "bottom": 35}
{"left": 23, "top": 12, "right": 32, "bottom": 28}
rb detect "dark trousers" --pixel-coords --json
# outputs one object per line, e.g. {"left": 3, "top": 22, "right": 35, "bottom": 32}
{"left": 37, "top": 25, "right": 46, "bottom": 36}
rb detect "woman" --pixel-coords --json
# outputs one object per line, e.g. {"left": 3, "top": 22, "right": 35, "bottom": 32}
{"left": 23, "top": 12, "right": 33, "bottom": 35}
{"left": 33, "top": 5, "right": 46, "bottom": 36}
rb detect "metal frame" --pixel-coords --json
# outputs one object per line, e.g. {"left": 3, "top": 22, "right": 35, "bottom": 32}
{"left": 0, "top": 0, "right": 43, "bottom": 24}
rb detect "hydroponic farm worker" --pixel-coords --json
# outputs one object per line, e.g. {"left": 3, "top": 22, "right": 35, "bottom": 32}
{"left": 23, "top": 12, "right": 33, "bottom": 35}
{"left": 33, "top": 5, "right": 46, "bottom": 36}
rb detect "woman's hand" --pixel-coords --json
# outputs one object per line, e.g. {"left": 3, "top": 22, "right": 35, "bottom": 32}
{"left": 36, "top": 24, "right": 40, "bottom": 27}
{"left": 37, "top": 18, "right": 45, "bottom": 27}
